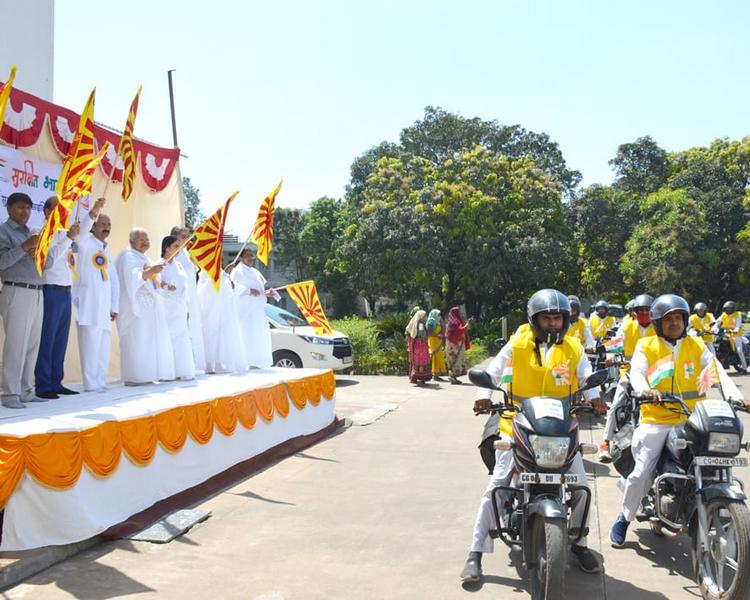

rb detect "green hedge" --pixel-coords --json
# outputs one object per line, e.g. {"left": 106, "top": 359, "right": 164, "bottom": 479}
{"left": 331, "top": 316, "right": 490, "bottom": 375}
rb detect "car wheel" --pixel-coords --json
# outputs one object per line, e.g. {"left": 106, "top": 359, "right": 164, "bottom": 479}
{"left": 273, "top": 350, "right": 302, "bottom": 369}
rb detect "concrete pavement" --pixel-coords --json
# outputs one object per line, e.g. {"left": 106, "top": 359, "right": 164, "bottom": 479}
{"left": 4, "top": 371, "right": 750, "bottom": 599}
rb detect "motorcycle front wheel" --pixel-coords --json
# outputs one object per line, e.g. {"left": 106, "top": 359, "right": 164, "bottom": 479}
{"left": 529, "top": 517, "right": 566, "bottom": 600}
{"left": 692, "top": 500, "right": 750, "bottom": 600}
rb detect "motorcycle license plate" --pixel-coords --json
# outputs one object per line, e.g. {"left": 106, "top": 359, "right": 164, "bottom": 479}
{"left": 519, "top": 473, "right": 581, "bottom": 484}
{"left": 694, "top": 456, "right": 749, "bottom": 467}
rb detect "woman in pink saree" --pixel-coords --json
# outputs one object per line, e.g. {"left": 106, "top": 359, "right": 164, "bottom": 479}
{"left": 445, "top": 306, "right": 472, "bottom": 384}
{"left": 405, "top": 309, "right": 432, "bottom": 385}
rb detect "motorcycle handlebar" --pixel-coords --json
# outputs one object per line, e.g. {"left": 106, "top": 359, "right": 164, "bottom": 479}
{"left": 474, "top": 402, "right": 520, "bottom": 416}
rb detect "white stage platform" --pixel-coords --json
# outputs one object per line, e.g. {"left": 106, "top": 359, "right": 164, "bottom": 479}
{"left": 0, "top": 368, "right": 337, "bottom": 551}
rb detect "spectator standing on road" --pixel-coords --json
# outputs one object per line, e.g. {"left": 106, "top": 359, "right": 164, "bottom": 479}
{"left": 405, "top": 309, "right": 431, "bottom": 386}
{"left": 426, "top": 309, "right": 447, "bottom": 382}
{"left": 445, "top": 306, "right": 473, "bottom": 384}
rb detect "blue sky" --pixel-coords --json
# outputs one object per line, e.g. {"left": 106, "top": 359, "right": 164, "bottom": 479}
{"left": 53, "top": 1, "right": 750, "bottom": 236}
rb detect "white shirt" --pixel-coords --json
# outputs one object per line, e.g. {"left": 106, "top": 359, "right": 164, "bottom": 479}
{"left": 478, "top": 337, "right": 598, "bottom": 402}
{"left": 43, "top": 210, "right": 94, "bottom": 286}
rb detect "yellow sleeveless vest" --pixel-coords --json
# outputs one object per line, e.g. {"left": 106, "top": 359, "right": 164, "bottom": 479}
{"left": 567, "top": 317, "right": 588, "bottom": 343}
{"left": 499, "top": 329, "right": 582, "bottom": 436}
{"left": 689, "top": 313, "right": 715, "bottom": 344}
{"left": 590, "top": 314, "right": 615, "bottom": 339}
{"left": 623, "top": 320, "right": 655, "bottom": 358}
{"left": 639, "top": 335, "right": 706, "bottom": 425}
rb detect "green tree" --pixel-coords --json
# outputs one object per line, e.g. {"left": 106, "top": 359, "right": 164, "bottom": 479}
{"left": 182, "top": 177, "right": 206, "bottom": 230}
{"left": 567, "top": 185, "right": 639, "bottom": 299}
{"left": 273, "top": 208, "right": 308, "bottom": 281}
{"left": 299, "top": 197, "right": 356, "bottom": 315}
{"left": 609, "top": 136, "right": 669, "bottom": 195}
{"left": 620, "top": 189, "right": 712, "bottom": 296}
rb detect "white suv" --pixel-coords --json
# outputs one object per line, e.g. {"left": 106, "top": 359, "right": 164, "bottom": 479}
{"left": 265, "top": 304, "right": 353, "bottom": 371}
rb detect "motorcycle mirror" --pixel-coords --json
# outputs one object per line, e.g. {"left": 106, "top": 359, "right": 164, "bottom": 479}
{"left": 580, "top": 369, "right": 608, "bottom": 391}
{"left": 494, "top": 338, "right": 507, "bottom": 351}
{"left": 468, "top": 368, "right": 501, "bottom": 390}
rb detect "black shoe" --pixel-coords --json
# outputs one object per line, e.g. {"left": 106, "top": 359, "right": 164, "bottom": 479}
{"left": 571, "top": 545, "right": 600, "bottom": 574}
{"left": 35, "top": 391, "right": 59, "bottom": 400}
{"left": 56, "top": 387, "right": 80, "bottom": 396}
{"left": 460, "top": 551, "right": 482, "bottom": 582}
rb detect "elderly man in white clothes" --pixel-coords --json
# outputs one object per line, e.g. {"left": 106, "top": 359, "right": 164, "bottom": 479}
{"left": 230, "top": 248, "right": 276, "bottom": 368}
{"left": 71, "top": 201, "right": 119, "bottom": 392}
{"left": 198, "top": 267, "right": 248, "bottom": 374}
{"left": 159, "top": 235, "right": 196, "bottom": 380}
{"left": 114, "top": 228, "right": 175, "bottom": 385}
{"left": 170, "top": 225, "right": 206, "bottom": 372}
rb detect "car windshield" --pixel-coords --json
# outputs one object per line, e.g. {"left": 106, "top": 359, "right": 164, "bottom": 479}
{"left": 265, "top": 304, "right": 308, "bottom": 327}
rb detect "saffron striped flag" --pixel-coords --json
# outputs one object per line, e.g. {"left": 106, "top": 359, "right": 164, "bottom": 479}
{"left": 35, "top": 144, "right": 110, "bottom": 274}
{"left": 119, "top": 86, "right": 142, "bottom": 202}
{"left": 646, "top": 354, "right": 675, "bottom": 388}
{"left": 57, "top": 89, "right": 96, "bottom": 202}
{"left": 500, "top": 360, "right": 513, "bottom": 384}
{"left": 250, "top": 180, "right": 283, "bottom": 265}
{"left": 188, "top": 191, "right": 239, "bottom": 291}
{"left": 0, "top": 65, "right": 16, "bottom": 130}
{"left": 286, "top": 280, "right": 332, "bottom": 336}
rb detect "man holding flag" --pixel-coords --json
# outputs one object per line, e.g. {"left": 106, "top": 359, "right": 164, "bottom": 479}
{"left": 609, "top": 294, "right": 747, "bottom": 546}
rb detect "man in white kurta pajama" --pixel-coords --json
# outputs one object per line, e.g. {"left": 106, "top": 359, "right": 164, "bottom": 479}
{"left": 72, "top": 204, "right": 119, "bottom": 392}
{"left": 115, "top": 228, "right": 175, "bottom": 384}
{"left": 230, "top": 249, "right": 274, "bottom": 368}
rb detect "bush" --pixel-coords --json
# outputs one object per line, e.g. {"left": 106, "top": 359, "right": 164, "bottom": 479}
{"left": 330, "top": 316, "right": 408, "bottom": 375}
{"left": 466, "top": 341, "right": 489, "bottom": 367}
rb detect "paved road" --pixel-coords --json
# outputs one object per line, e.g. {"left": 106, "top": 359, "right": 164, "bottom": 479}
{"left": 5, "top": 371, "right": 750, "bottom": 599}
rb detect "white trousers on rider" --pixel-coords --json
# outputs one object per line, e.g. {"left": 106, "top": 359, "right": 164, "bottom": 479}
{"left": 603, "top": 376, "right": 629, "bottom": 442}
{"left": 620, "top": 423, "right": 675, "bottom": 521}
{"left": 470, "top": 449, "right": 589, "bottom": 553}
{"left": 705, "top": 343, "right": 716, "bottom": 356}
{"left": 735, "top": 336, "right": 748, "bottom": 369}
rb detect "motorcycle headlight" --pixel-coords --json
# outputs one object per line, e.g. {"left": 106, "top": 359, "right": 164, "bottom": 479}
{"left": 529, "top": 435, "right": 570, "bottom": 469}
{"left": 708, "top": 433, "right": 740, "bottom": 455}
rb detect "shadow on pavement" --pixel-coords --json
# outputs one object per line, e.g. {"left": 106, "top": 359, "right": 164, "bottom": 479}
{"left": 23, "top": 541, "right": 156, "bottom": 599}
{"left": 227, "top": 489, "right": 296, "bottom": 506}
{"left": 294, "top": 451, "right": 339, "bottom": 463}
{"left": 335, "top": 378, "right": 360, "bottom": 387}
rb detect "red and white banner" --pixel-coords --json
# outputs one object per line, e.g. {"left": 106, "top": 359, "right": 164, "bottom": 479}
{"left": 1, "top": 86, "right": 179, "bottom": 192}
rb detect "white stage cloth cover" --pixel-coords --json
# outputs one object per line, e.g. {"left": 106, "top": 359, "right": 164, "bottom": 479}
{"left": 0, "top": 368, "right": 336, "bottom": 551}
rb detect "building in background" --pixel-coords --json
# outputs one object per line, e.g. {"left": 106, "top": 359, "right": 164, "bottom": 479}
{"left": 0, "top": 0, "right": 54, "bottom": 101}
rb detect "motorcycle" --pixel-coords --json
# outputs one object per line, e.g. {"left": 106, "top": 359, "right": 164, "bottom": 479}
{"left": 625, "top": 393, "right": 750, "bottom": 600}
{"left": 714, "top": 326, "right": 750, "bottom": 373}
{"left": 469, "top": 367, "right": 608, "bottom": 600}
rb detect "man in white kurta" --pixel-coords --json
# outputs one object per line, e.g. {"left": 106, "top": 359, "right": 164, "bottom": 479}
{"left": 230, "top": 249, "right": 274, "bottom": 368}
{"left": 171, "top": 226, "right": 206, "bottom": 372}
{"left": 114, "top": 228, "right": 175, "bottom": 384}
{"left": 72, "top": 202, "right": 120, "bottom": 392}
{"left": 197, "top": 269, "right": 247, "bottom": 373}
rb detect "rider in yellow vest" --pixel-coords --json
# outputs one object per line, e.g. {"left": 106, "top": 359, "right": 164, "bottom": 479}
{"left": 688, "top": 302, "right": 715, "bottom": 355}
{"left": 600, "top": 294, "right": 656, "bottom": 462}
{"left": 610, "top": 294, "right": 715, "bottom": 546}
{"left": 589, "top": 300, "right": 615, "bottom": 341}
{"left": 718, "top": 300, "right": 747, "bottom": 373}
{"left": 621, "top": 299, "right": 635, "bottom": 327}
{"left": 566, "top": 294, "right": 594, "bottom": 351}
{"left": 461, "top": 289, "right": 601, "bottom": 582}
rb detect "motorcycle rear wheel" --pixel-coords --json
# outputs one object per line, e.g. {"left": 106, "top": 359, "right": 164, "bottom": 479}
{"left": 691, "top": 500, "right": 750, "bottom": 600}
{"left": 529, "top": 517, "right": 566, "bottom": 600}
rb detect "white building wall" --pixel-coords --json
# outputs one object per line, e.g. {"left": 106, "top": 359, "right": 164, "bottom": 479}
{"left": 0, "top": 0, "right": 54, "bottom": 101}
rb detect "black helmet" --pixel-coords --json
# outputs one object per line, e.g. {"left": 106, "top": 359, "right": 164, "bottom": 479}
{"left": 632, "top": 294, "right": 654, "bottom": 310}
{"left": 567, "top": 295, "right": 581, "bottom": 323}
{"left": 527, "top": 289, "right": 571, "bottom": 345}
{"left": 723, "top": 301, "right": 737, "bottom": 314}
{"left": 650, "top": 294, "right": 690, "bottom": 339}
{"left": 693, "top": 302, "right": 708, "bottom": 314}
